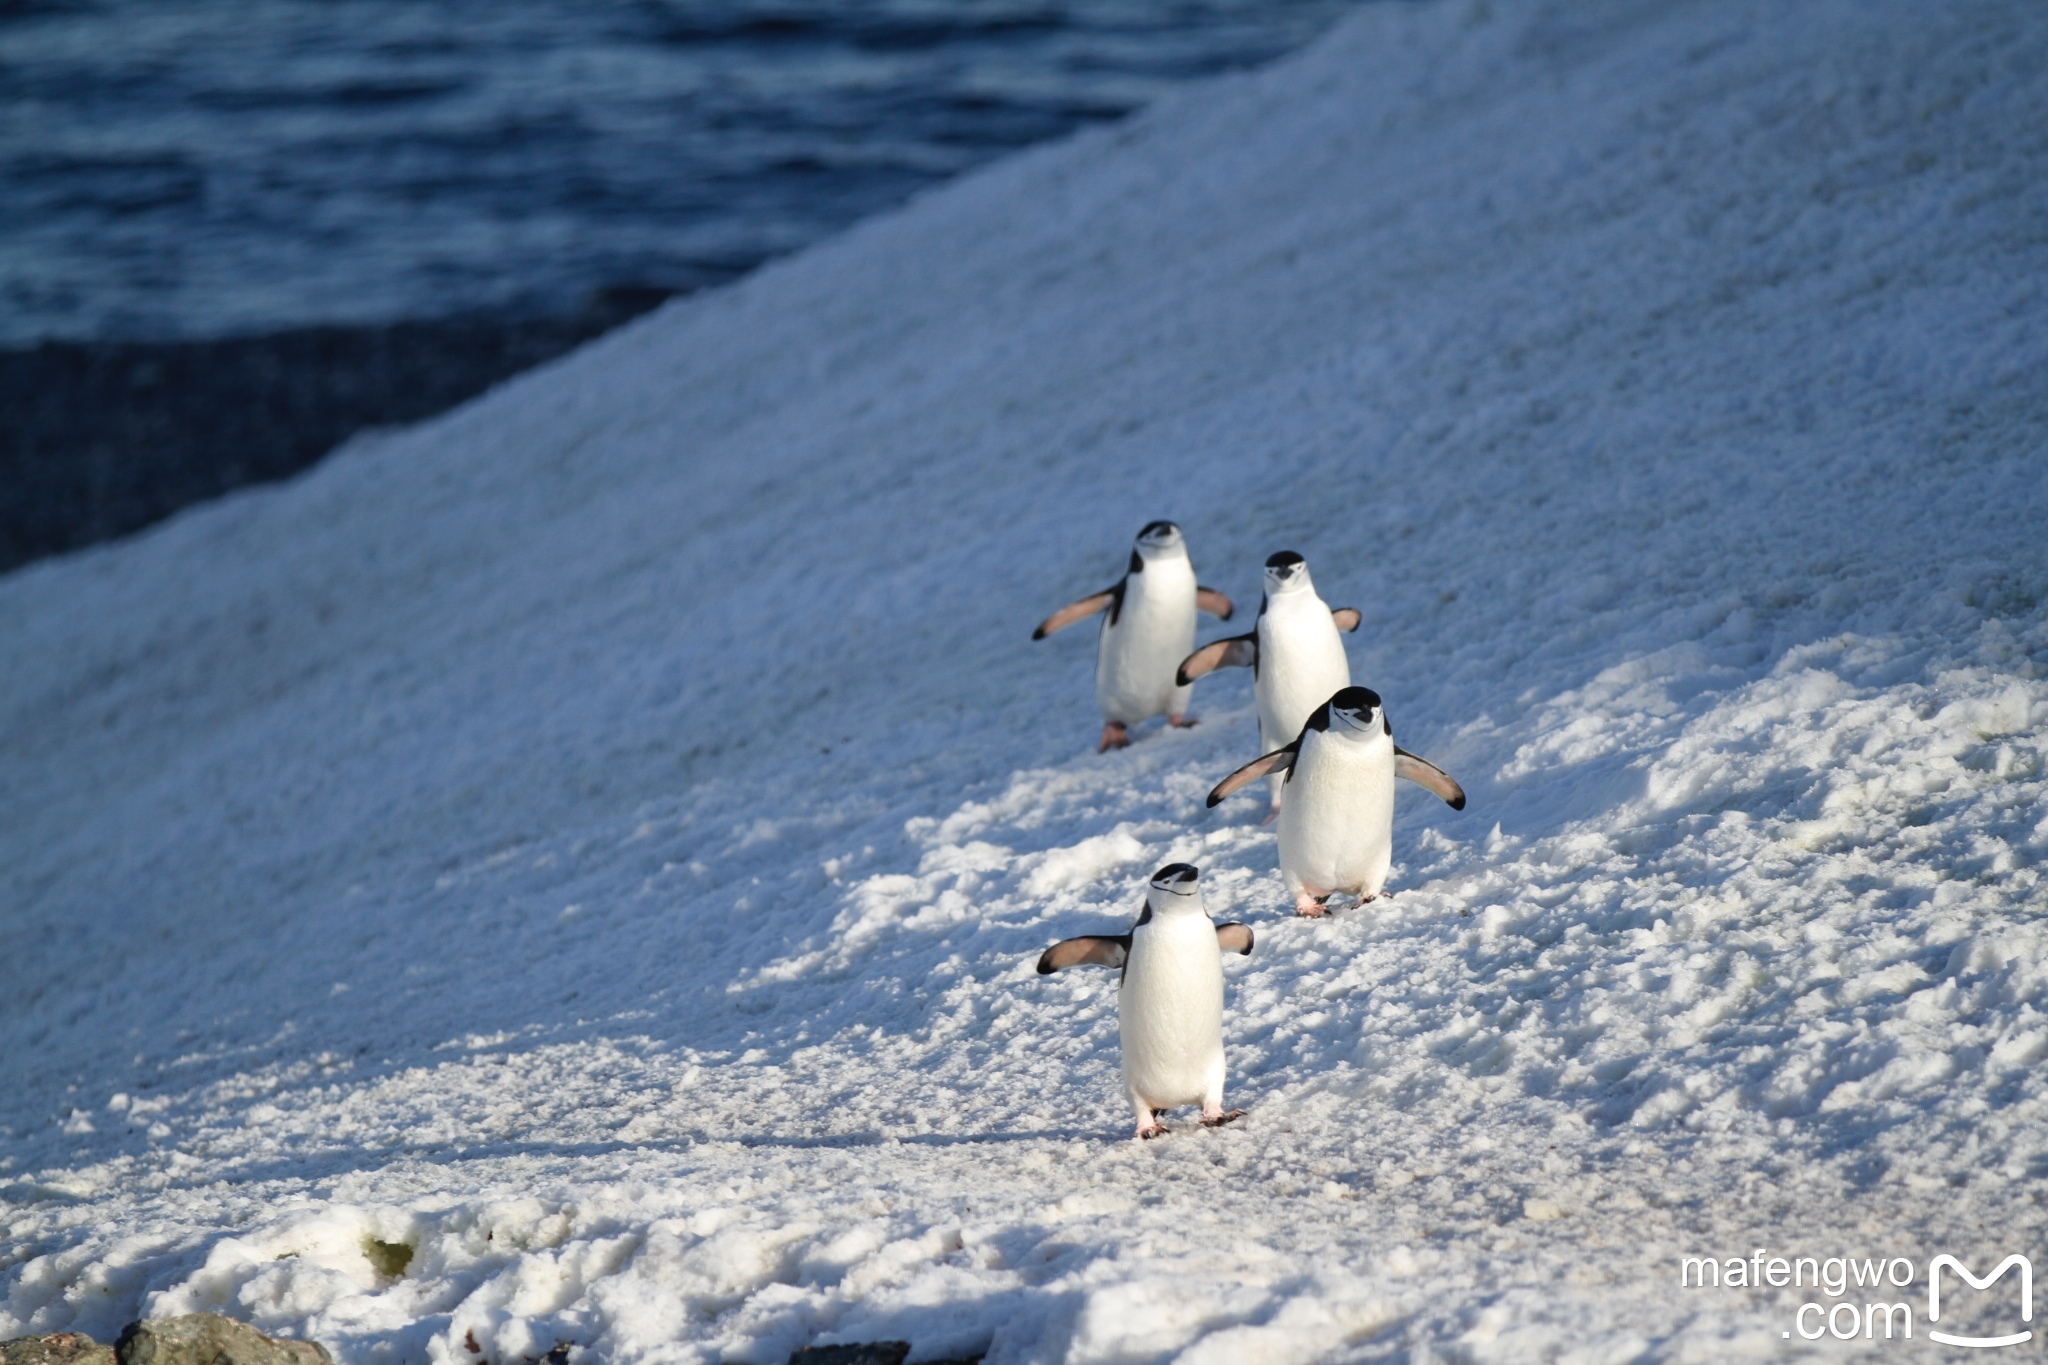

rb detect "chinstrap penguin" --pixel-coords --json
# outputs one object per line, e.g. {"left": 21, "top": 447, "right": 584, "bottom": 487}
{"left": 1178, "top": 550, "right": 1358, "bottom": 817}
{"left": 1033, "top": 521, "right": 1234, "bottom": 751}
{"left": 1207, "top": 686, "right": 1465, "bottom": 917}
{"left": 1036, "top": 862, "right": 1254, "bottom": 1139}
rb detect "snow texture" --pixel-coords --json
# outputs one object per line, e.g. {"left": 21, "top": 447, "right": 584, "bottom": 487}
{"left": 5, "top": 1, "right": 2048, "bottom": 1361}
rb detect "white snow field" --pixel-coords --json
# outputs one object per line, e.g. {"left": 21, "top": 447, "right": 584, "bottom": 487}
{"left": 5, "top": 0, "right": 2048, "bottom": 1360}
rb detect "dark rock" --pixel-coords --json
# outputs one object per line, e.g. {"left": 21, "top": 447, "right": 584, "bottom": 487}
{"left": 784, "top": 1349, "right": 984, "bottom": 1365}
{"left": 0, "top": 1332, "right": 117, "bottom": 1365}
{"left": 113, "top": 1316, "right": 331, "bottom": 1365}
{"left": 361, "top": 1238, "right": 414, "bottom": 1282}
{"left": 0, "top": 289, "right": 675, "bottom": 574}
{"left": 786, "top": 1346, "right": 910, "bottom": 1365}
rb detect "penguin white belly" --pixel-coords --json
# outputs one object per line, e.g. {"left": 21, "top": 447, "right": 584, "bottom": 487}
{"left": 1278, "top": 736, "right": 1396, "bottom": 897}
{"left": 1255, "top": 607, "right": 1352, "bottom": 751}
{"left": 1097, "top": 563, "right": 1197, "bottom": 725}
{"left": 1119, "top": 920, "right": 1224, "bottom": 1108}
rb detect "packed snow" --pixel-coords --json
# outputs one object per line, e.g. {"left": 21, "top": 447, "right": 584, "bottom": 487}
{"left": 5, "top": 0, "right": 2048, "bottom": 1361}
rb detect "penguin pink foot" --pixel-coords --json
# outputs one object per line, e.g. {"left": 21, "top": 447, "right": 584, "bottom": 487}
{"left": 1293, "top": 890, "right": 1329, "bottom": 918}
{"left": 1168, "top": 713, "right": 1198, "bottom": 728}
{"left": 1200, "top": 1107, "right": 1245, "bottom": 1128}
{"left": 1099, "top": 722, "right": 1130, "bottom": 752}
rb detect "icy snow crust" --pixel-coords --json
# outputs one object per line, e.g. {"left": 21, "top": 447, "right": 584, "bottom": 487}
{"left": 4, "top": 1, "right": 2048, "bottom": 1360}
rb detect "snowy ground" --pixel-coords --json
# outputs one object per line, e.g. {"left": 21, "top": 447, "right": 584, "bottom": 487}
{"left": 5, "top": 0, "right": 2048, "bottom": 1360}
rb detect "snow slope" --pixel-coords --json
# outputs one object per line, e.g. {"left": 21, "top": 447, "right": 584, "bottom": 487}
{"left": 5, "top": 0, "right": 2048, "bottom": 1360}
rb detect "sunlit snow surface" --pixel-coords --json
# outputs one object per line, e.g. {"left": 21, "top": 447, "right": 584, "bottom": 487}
{"left": 4, "top": 1, "right": 2048, "bottom": 1361}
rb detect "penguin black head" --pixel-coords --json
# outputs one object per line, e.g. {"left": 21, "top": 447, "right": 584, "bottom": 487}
{"left": 1263, "top": 550, "right": 1307, "bottom": 590}
{"left": 1149, "top": 862, "right": 1201, "bottom": 895}
{"left": 1132, "top": 521, "right": 1185, "bottom": 562}
{"left": 1326, "top": 686, "right": 1384, "bottom": 735}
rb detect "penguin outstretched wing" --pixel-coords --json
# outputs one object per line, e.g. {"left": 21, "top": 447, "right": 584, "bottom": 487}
{"left": 1206, "top": 743, "right": 1299, "bottom": 806}
{"left": 1394, "top": 748, "right": 1466, "bottom": 809}
{"left": 1214, "top": 922, "right": 1255, "bottom": 956}
{"left": 1330, "top": 608, "right": 1362, "bottom": 632}
{"left": 1036, "top": 934, "right": 1131, "bottom": 973}
{"left": 1197, "top": 587, "right": 1235, "bottom": 620}
{"left": 1033, "top": 585, "right": 1122, "bottom": 639}
{"left": 1176, "top": 632, "right": 1257, "bottom": 686}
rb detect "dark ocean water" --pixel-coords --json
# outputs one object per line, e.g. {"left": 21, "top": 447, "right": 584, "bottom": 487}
{"left": 1, "top": 0, "right": 1361, "bottom": 346}
{"left": 1, "top": 1, "right": 1364, "bottom": 570}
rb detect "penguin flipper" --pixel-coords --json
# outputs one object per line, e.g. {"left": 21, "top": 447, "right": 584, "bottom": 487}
{"left": 1394, "top": 748, "right": 1467, "bottom": 810}
{"left": 1176, "top": 632, "right": 1257, "bottom": 686}
{"left": 1036, "top": 934, "right": 1131, "bottom": 973}
{"left": 1214, "top": 922, "right": 1255, "bottom": 956}
{"left": 1196, "top": 587, "right": 1235, "bottom": 620}
{"left": 1206, "top": 744, "right": 1298, "bottom": 806}
{"left": 1033, "top": 587, "right": 1118, "bottom": 639}
{"left": 1330, "top": 607, "right": 1362, "bottom": 632}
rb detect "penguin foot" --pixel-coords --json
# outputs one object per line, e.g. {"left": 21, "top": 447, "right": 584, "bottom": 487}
{"left": 1293, "top": 892, "right": 1330, "bottom": 918}
{"left": 1200, "top": 1109, "right": 1246, "bottom": 1128}
{"left": 1168, "top": 713, "right": 1199, "bottom": 729}
{"left": 1098, "top": 722, "right": 1131, "bottom": 752}
{"left": 1137, "top": 1122, "right": 1170, "bottom": 1140}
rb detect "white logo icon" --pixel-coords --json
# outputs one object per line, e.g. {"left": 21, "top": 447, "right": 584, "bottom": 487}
{"left": 1928, "top": 1254, "right": 2033, "bottom": 1349}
